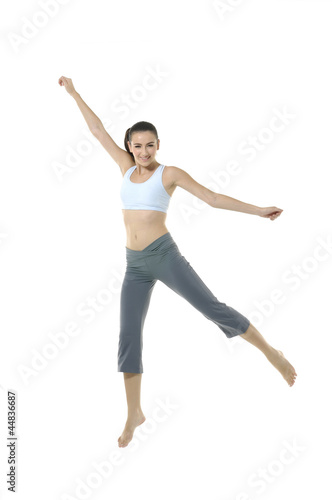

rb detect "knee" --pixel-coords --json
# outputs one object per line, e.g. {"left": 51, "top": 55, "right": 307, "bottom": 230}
{"left": 241, "top": 322, "right": 252, "bottom": 336}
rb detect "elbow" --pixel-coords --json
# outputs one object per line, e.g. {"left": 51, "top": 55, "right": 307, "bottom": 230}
{"left": 90, "top": 125, "right": 103, "bottom": 137}
{"left": 209, "top": 192, "right": 218, "bottom": 208}
{"left": 90, "top": 121, "right": 104, "bottom": 136}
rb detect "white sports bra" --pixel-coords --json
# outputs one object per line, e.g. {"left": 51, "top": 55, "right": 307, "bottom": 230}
{"left": 120, "top": 164, "right": 171, "bottom": 213}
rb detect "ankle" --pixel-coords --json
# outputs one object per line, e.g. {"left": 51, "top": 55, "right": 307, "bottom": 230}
{"left": 265, "top": 346, "right": 278, "bottom": 360}
{"left": 127, "top": 407, "right": 143, "bottom": 418}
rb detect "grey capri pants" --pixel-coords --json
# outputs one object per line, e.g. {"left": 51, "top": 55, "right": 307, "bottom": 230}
{"left": 118, "top": 232, "right": 250, "bottom": 373}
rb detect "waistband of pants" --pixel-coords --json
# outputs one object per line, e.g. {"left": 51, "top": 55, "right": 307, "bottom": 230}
{"left": 125, "top": 232, "right": 176, "bottom": 256}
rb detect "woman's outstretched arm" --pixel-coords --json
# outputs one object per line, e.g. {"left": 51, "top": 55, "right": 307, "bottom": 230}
{"left": 213, "top": 193, "right": 283, "bottom": 220}
{"left": 170, "top": 166, "right": 283, "bottom": 221}
{"left": 58, "top": 76, "right": 133, "bottom": 171}
{"left": 58, "top": 76, "right": 102, "bottom": 133}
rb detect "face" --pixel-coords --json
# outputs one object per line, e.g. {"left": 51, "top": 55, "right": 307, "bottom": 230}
{"left": 128, "top": 131, "right": 160, "bottom": 167}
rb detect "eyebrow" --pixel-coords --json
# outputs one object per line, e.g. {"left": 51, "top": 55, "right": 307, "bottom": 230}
{"left": 133, "top": 141, "right": 155, "bottom": 145}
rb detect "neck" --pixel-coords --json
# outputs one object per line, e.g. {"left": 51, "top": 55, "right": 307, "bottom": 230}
{"left": 135, "top": 160, "right": 160, "bottom": 172}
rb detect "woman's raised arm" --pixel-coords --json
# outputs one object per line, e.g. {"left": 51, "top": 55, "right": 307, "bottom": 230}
{"left": 58, "top": 76, "right": 133, "bottom": 174}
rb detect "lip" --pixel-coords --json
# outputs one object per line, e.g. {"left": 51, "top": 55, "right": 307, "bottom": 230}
{"left": 141, "top": 156, "right": 150, "bottom": 161}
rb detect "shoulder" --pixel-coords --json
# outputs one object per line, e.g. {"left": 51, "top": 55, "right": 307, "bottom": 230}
{"left": 121, "top": 163, "right": 136, "bottom": 177}
{"left": 163, "top": 165, "right": 217, "bottom": 206}
{"left": 164, "top": 165, "right": 191, "bottom": 187}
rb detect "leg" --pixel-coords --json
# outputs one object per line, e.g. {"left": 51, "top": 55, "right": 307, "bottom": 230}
{"left": 124, "top": 372, "right": 143, "bottom": 415}
{"left": 118, "top": 270, "right": 157, "bottom": 373}
{"left": 118, "top": 373, "right": 146, "bottom": 448}
{"left": 240, "top": 322, "right": 297, "bottom": 386}
{"left": 156, "top": 250, "right": 250, "bottom": 338}
{"left": 117, "top": 270, "right": 156, "bottom": 447}
{"left": 156, "top": 250, "right": 297, "bottom": 386}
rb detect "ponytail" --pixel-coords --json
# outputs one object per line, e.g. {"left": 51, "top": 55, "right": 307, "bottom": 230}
{"left": 124, "top": 127, "right": 135, "bottom": 161}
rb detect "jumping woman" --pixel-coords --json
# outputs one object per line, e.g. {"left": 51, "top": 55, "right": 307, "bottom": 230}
{"left": 58, "top": 76, "right": 297, "bottom": 449}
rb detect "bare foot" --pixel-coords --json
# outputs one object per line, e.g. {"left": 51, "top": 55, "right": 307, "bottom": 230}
{"left": 118, "top": 411, "right": 146, "bottom": 448}
{"left": 266, "top": 348, "right": 297, "bottom": 386}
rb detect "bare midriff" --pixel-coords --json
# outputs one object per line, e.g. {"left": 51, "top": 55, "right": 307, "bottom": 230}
{"left": 122, "top": 210, "right": 169, "bottom": 250}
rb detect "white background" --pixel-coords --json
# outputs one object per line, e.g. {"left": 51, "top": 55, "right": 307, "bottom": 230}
{"left": 0, "top": 0, "right": 331, "bottom": 499}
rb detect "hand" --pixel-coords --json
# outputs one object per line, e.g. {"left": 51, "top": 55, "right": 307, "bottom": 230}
{"left": 58, "top": 76, "right": 77, "bottom": 95}
{"left": 259, "top": 206, "right": 283, "bottom": 220}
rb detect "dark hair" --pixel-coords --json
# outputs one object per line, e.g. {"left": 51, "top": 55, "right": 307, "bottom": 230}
{"left": 124, "top": 121, "right": 158, "bottom": 161}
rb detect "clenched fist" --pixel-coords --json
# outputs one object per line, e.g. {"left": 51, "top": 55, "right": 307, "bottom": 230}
{"left": 58, "top": 76, "right": 76, "bottom": 95}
